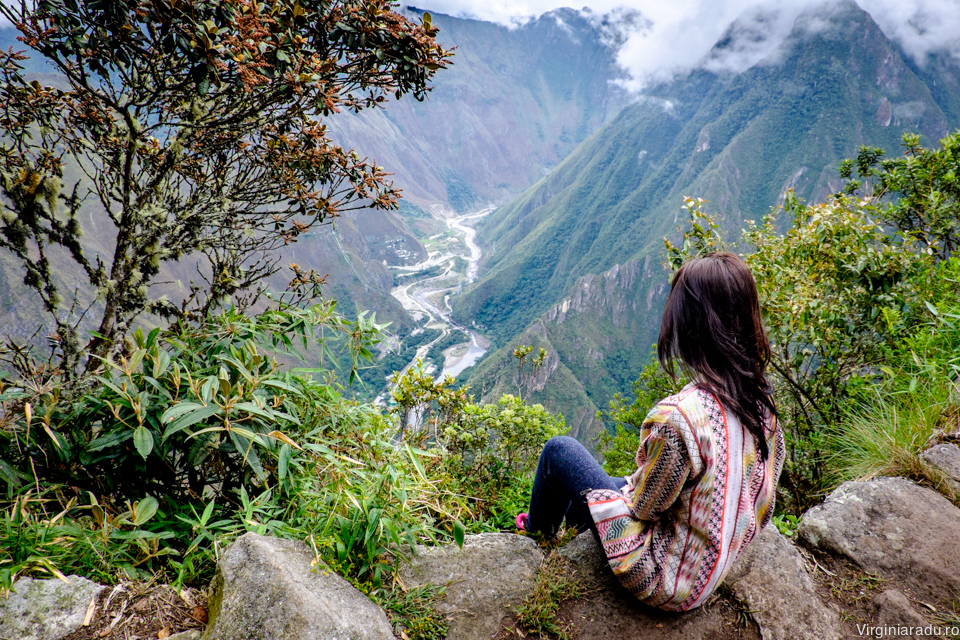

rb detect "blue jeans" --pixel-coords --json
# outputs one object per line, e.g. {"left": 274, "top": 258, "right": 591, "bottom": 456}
{"left": 527, "top": 436, "right": 627, "bottom": 542}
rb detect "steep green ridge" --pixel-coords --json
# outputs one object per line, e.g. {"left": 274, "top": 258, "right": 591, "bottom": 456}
{"left": 457, "top": 0, "right": 960, "bottom": 444}
{"left": 467, "top": 256, "right": 668, "bottom": 446}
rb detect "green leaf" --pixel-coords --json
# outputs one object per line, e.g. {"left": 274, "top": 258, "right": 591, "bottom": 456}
{"left": 153, "top": 349, "right": 171, "bottom": 378}
{"left": 259, "top": 379, "right": 301, "bottom": 394}
{"left": 200, "top": 499, "right": 216, "bottom": 527}
{"left": 404, "top": 443, "right": 427, "bottom": 482}
{"left": 232, "top": 401, "right": 278, "bottom": 422}
{"left": 0, "top": 458, "right": 24, "bottom": 486}
{"left": 133, "top": 496, "right": 159, "bottom": 525}
{"left": 87, "top": 431, "right": 133, "bottom": 452}
{"left": 128, "top": 348, "right": 146, "bottom": 373}
{"left": 161, "top": 402, "right": 206, "bottom": 423}
{"left": 133, "top": 426, "right": 154, "bottom": 459}
{"left": 278, "top": 443, "right": 291, "bottom": 482}
{"left": 163, "top": 404, "right": 222, "bottom": 439}
{"left": 453, "top": 520, "right": 465, "bottom": 549}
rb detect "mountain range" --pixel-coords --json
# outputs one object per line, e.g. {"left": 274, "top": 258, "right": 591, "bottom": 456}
{"left": 454, "top": 0, "right": 960, "bottom": 446}
{"left": 0, "top": 9, "right": 627, "bottom": 358}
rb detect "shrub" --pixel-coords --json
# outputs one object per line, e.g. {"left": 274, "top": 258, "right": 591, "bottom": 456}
{"left": 827, "top": 258, "right": 960, "bottom": 497}
{"left": 389, "top": 360, "right": 565, "bottom": 529}
{"left": 0, "top": 303, "right": 385, "bottom": 505}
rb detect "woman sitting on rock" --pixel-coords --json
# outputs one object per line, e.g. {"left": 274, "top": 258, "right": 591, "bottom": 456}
{"left": 516, "top": 251, "right": 785, "bottom": 611}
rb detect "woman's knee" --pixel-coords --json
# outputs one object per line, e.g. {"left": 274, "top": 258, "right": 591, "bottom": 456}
{"left": 540, "top": 436, "right": 589, "bottom": 469}
{"left": 542, "top": 435, "right": 580, "bottom": 458}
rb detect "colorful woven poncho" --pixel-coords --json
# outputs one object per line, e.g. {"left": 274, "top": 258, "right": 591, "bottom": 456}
{"left": 587, "top": 384, "right": 785, "bottom": 611}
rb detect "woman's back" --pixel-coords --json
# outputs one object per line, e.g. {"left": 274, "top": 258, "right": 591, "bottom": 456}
{"left": 522, "top": 251, "right": 783, "bottom": 611}
{"left": 588, "top": 383, "right": 784, "bottom": 611}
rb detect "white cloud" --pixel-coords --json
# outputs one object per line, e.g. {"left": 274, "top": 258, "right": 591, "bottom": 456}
{"left": 858, "top": 0, "right": 960, "bottom": 63}
{"left": 418, "top": 0, "right": 960, "bottom": 91}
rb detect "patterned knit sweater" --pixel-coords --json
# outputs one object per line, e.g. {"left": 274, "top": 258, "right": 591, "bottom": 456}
{"left": 586, "top": 384, "right": 785, "bottom": 611}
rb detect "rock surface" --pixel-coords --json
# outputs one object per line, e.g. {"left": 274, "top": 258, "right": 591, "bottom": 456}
{"left": 0, "top": 575, "right": 105, "bottom": 640}
{"left": 725, "top": 525, "right": 842, "bottom": 640}
{"left": 399, "top": 532, "right": 543, "bottom": 640}
{"left": 798, "top": 476, "right": 960, "bottom": 602}
{"left": 921, "top": 443, "right": 960, "bottom": 493}
{"left": 557, "top": 532, "right": 744, "bottom": 640}
{"left": 868, "top": 590, "right": 929, "bottom": 639}
{"left": 202, "top": 532, "right": 396, "bottom": 640}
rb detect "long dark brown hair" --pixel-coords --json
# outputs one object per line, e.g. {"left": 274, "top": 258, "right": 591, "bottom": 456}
{"left": 657, "top": 251, "right": 777, "bottom": 459}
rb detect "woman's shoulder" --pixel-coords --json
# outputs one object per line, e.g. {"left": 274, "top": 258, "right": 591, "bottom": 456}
{"left": 642, "top": 384, "right": 724, "bottom": 436}
{"left": 642, "top": 384, "right": 708, "bottom": 470}
{"left": 650, "top": 383, "right": 713, "bottom": 414}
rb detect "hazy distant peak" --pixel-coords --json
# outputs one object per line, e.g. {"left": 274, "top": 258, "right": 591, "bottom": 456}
{"left": 695, "top": 0, "right": 879, "bottom": 77}
{"left": 578, "top": 6, "right": 651, "bottom": 49}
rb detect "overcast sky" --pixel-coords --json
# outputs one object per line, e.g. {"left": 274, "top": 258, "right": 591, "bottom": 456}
{"left": 421, "top": 0, "right": 960, "bottom": 91}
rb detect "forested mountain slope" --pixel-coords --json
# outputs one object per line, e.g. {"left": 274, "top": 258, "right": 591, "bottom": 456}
{"left": 457, "top": 0, "right": 960, "bottom": 445}
{"left": 331, "top": 7, "right": 629, "bottom": 210}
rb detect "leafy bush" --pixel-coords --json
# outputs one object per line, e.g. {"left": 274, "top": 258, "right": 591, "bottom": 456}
{"left": 0, "top": 490, "right": 175, "bottom": 592}
{"left": 0, "top": 303, "right": 385, "bottom": 505}
{"left": 0, "top": 308, "right": 570, "bottom": 591}
{"left": 841, "top": 131, "right": 960, "bottom": 258}
{"left": 826, "top": 258, "right": 960, "bottom": 496}
{"left": 389, "top": 360, "right": 565, "bottom": 529}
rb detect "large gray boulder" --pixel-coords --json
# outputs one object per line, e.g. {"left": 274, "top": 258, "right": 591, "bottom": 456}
{"left": 921, "top": 443, "right": 960, "bottom": 494}
{"left": 725, "top": 525, "right": 842, "bottom": 640}
{"left": 202, "top": 532, "right": 396, "bottom": 640}
{"left": 399, "top": 532, "right": 543, "bottom": 640}
{"left": 0, "top": 575, "right": 105, "bottom": 640}
{"left": 557, "top": 532, "right": 749, "bottom": 640}
{"left": 798, "top": 476, "right": 960, "bottom": 602}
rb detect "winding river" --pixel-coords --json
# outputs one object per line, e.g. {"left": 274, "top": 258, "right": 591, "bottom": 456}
{"left": 389, "top": 207, "right": 494, "bottom": 379}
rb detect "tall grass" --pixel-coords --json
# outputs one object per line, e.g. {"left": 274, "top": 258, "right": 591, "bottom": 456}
{"left": 828, "top": 382, "right": 959, "bottom": 501}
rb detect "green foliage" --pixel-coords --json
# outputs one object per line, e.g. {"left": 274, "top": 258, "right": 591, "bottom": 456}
{"left": 826, "top": 258, "right": 960, "bottom": 496}
{"left": 827, "top": 388, "right": 952, "bottom": 490}
{"left": 772, "top": 513, "right": 801, "bottom": 538}
{"left": 0, "top": 303, "right": 385, "bottom": 504}
{"left": 597, "top": 357, "right": 687, "bottom": 477}
{"left": 0, "top": 303, "right": 476, "bottom": 590}
{"left": 514, "top": 554, "right": 584, "bottom": 640}
{"left": 841, "top": 131, "right": 960, "bottom": 257}
{"left": 0, "top": 305, "right": 574, "bottom": 593}
{"left": 0, "top": 490, "right": 178, "bottom": 592}
{"left": 375, "top": 584, "right": 449, "bottom": 640}
{"left": 390, "top": 361, "right": 565, "bottom": 529}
